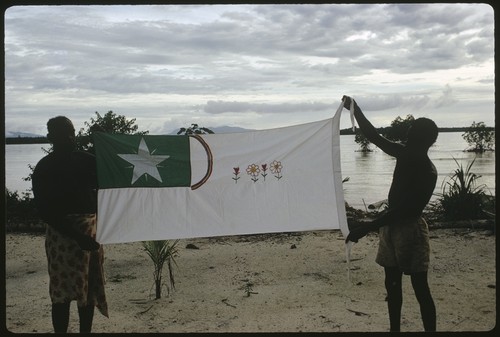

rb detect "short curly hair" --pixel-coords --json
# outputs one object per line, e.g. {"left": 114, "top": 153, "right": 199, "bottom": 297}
{"left": 408, "top": 117, "right": 438, "bottom": 148}
{"left": 47, "top": 116, "right": 74, "bottom": 135}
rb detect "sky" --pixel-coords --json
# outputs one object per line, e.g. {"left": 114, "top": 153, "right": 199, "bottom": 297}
{"left": 4, "top": 3, "right": 495, "bottom": 136}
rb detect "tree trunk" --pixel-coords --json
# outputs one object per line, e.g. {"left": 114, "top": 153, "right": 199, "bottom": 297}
{"left": 155, "top": 279, "right": 162, "bottom": 299}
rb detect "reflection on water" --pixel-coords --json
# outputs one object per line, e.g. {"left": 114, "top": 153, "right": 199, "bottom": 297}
{"left": 5, "top": 133, "right": 495, "bottom": 210}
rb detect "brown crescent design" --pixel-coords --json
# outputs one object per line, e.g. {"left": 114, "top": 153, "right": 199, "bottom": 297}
{"left": 189, "top": 134, "right": 213, "bottom": 190}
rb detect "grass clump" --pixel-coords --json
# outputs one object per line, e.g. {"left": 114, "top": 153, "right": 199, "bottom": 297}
{"left": 435, "top": 157, "right": 494, "bottom": 221}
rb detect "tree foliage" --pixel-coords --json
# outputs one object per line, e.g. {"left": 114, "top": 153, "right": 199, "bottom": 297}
{"left": 462, "top": 121, "right": 495, "bottom": 152}
{"left": 354, "top": 129, "right": 372, "bottom": 152}
{"left": 5, "top": 189, "right": 41, "bottom": 231}
{"left": 383, "top": 114, "right": 415, "bottom": 144}
{"left": 177, "top": 123, "right": 214, "bottom": 135}
{"left": 77, "top": 111, "right": 148, "bottom": 153}
{"left": 353, "top": 114, "right": 415, "bottom": 151}
{"left": 23, "top": 111, "right": 147, "bottom": 184}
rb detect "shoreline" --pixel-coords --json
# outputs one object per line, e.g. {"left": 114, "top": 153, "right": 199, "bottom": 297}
{"left": 5, "top": 227, "right": 496, "bottom": 333}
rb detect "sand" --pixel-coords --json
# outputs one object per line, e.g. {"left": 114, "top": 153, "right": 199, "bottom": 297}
{"left": 4, "top": 228, "right": 496, "bottom": 333}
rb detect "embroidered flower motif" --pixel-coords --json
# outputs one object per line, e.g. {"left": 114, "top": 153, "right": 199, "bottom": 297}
{"left": 246, "top": 164, "right": 260, "bottom": 182}
{"left": 232, "top": 167, "right": 240, "bottom": 183}
{"left": 270, "top": 160, "right": 283, "bottom": 180}
{"left": 261, "top": 163, "right": 268, "bottom": 181}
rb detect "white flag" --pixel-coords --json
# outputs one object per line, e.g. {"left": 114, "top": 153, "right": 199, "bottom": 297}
{"left": 95, "top": 104, "right": 349, "bottom": 244}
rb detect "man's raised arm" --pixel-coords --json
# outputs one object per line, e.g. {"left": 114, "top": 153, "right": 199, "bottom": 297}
{"left": 342, "top": 95, "right": 402, "bottom": 157}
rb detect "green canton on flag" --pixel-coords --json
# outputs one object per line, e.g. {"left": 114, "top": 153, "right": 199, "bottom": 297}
{"left": 94, "top": 132, "right": 191, "bottom": 189}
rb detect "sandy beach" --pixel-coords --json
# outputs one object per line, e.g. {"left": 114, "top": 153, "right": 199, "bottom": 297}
{"left": 5, "top": 227, "right": 496, "bottom": 333}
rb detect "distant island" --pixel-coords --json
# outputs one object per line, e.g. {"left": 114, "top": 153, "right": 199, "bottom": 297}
{"left": 5, "top": 126, "right": 491, "bottom": 145}
{"left": 5, "top": 136, "right": 50, "bottom": 145}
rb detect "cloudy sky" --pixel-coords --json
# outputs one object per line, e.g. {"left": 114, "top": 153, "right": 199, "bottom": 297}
{"left": 4, "top": 3, "right": 495, "bottom": 136}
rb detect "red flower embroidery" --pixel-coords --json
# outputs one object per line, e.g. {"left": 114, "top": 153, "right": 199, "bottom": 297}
{"left": 261, "top": 164, "right": 268, "bottom": 180}
{"left": 232, "top": 167, "right": 240, "bottom": 183}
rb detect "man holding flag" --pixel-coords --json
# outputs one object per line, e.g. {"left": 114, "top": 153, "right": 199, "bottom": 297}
{"left": 343, "top": 96, "right": 438, "bottom": 332}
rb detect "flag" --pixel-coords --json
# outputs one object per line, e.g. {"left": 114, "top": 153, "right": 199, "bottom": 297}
{"left": 94, "top": 104, "right": 349, "bottom": 244}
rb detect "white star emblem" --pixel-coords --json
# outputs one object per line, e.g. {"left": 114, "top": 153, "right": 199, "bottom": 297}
{"left": 118, "top": 138, "right": 170, "bottom": 184}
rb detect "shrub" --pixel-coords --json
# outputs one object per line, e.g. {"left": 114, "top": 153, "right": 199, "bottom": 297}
{"left": 354, "top": 129, "right": 372, "bottom": 152}
{"left": 5, "top": 189, "right": 43, "bottom": 232}
{"left": 436, "top": 157, "right": 491, "bottom": 220}
{"left": 462, "top": 121, "right": 495, "bottom": 152}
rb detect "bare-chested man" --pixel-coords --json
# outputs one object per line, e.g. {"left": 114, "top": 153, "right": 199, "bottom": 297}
{"left": 343, "top": 96, "right": 437, "bottom": 332}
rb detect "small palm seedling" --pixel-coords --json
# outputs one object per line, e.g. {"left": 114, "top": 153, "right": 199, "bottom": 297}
{"left": 240, "top": 279, "right": 258, "bottom": 297}
{"left": 142, "top": 239, "right": 179, "bottom": 299}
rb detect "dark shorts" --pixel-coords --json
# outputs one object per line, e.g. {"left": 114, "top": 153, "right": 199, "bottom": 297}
{"left": 375, "top": 217, "right": 430, "bottom": 275}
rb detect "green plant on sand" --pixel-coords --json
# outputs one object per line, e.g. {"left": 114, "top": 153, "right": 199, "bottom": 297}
{"left": 436, "top": 157, "right": 493, "bottom": 221}
{"left": 142, "top": 239, "right": 179, "bottom": 299}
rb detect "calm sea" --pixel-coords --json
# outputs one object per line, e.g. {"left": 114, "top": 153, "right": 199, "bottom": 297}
{"left": 4, "top": 133, "right": 495, "bottom": 209}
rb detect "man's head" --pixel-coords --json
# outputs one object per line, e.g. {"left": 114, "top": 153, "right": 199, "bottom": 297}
{"left": 406, "top": 117, "right": 438, "bottom": 150}
{"left": 47, "top": 116, "right": 76, "bottom": 152}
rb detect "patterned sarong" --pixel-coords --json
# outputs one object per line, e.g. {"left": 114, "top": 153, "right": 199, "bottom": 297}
{"left": 45, "top": 214, "right": 108, "bottom": 317}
